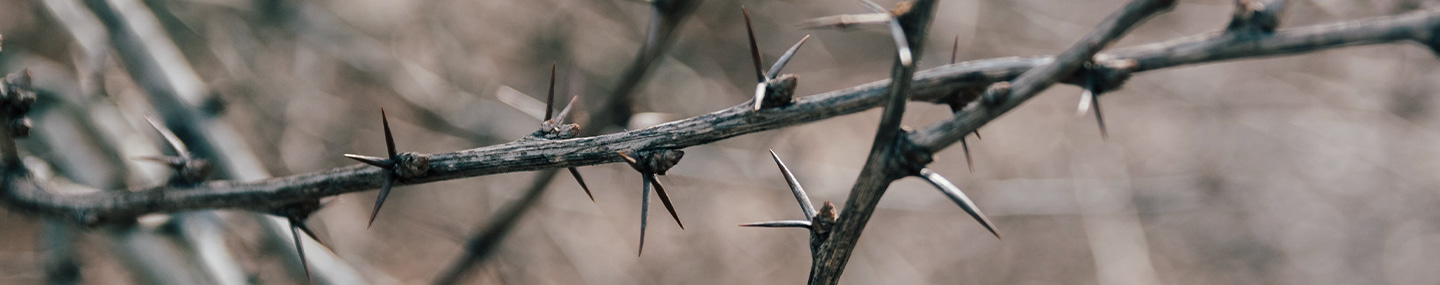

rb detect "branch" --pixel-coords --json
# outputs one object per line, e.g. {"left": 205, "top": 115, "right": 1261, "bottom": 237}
{"left": 4, "top": 7, "right": 1439, "bottom": 227}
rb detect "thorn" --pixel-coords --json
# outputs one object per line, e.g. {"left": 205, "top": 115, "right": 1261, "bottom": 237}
{"left": 134, "top": 156, "right": 187, "bottom": 168}
{"left": 617, "top": 152, "right": 642, "bottom": 171}
{"left": 639, "top": 173, "right": 651, "bottom": 256}
{"left": 795, "top": 13, "right": 891, "bottom": 29}
{"left": 381, "top": 109, "right": 397, "bottom": 159}
{"left": 973, "top": 130, "right": 982, "bottom": 140}
{"left": 647, "top": 173, "right": 683, "bottom": 230}
{"left": 144, "top": 116, "right": 191, "bottom": 159}
{"left": 290, "top": 221, "right": 312, "bottom": 282}
{"left": 556, "top": 95, "right": 579, "bottom": 124}
{"left": 951, "top": 35, "right": 959, "bottom": 64}
{"left": 367, "top": 173, "right": 395, "bottom": 229}
{"left": 960, "top": 137, "right": 974, "bottom": 173}
{"left": 768, "top": 150, "right": 816, "bottom": 219}
{"left": 886, "top": 19, "right": 913, "bottom": 67}
{"left": 743, "top": 6, "right": 767, "bottom": 82}
{"left": 739, "top": 220, "right": 812, "bottom": 228}
{"left": 1083, "top": 67, "right": 1109, "bottom": 140}
{"left": 753, "top": 82, "right": 767, "bottom": 111}
{"left": 294, "top": 221, "right": 328, "bottom": 249}
{"left": 545, "top": 62, "right": 557, "bottom": 121}
{"left": 568, "top": 167, "right": 594, "bottom": 202}
{"left": 765, "top": 35, "right": 810, "bottom": 80}
{"left": 917, "top": 168, "right": 1000, "bottom": 239}
{"left": 343, "top": 154, "right": 393, "bottom": 169}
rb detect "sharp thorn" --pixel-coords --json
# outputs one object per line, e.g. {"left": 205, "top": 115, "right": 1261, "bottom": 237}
{"left": 290, "top": 222, "right": 312, "bottom": 282}
{"left": 766, "top": 35, "right": 810, "bottom": 79}
{"left": 569, "top": 167, "right": 595, "bottom": 202}
{"left": 768, "top": 150, "right": 816, "bottom": 219}
{"left": 951, "top": 35, "right": 959, "bottom": 64}
{"left": 144, "top": 116, "right": 191, "bottom": 160}
{"left": 343, "top": 154, "right": 393, "bottom": 169}
{"left": 134, "top": 156, "right": 187, "bottom": 168}
{"left": 294, "top": 221, "right": 329, "bottom": 250}
{"left": 753, "top": 83, "right": 767, "bottom": 111}
{"left": 961, "top": 137, "right": 974, "bottom": 173}
{"left": 886, "top": 19, "right": 913, "bottom": 67}
{"left": 739, "top": 220, "right": 812, "bottom": 228}
{"left": 367, "top": 174, "right": 395, "bottom": 229}
{"left": 381, "top": 109, "right": 398, "bottom": 159}
{"left": 918, "top": 169, "right": 1000, "bottom": 239}
{"left": 545, "top": 62, "right": 557, "bottom": 121}
{"left": 1093, "top": 91, "right": 1109, "bottom": 141}
{"left": 973, "top": 130, "right": 982, "bottom": 140}
{"left": 795, "top": 14, "right": 891, "bottom": 30}
{"left": 647, "top": 173, "right": 683, "bottom": 230}
{"left": 617, "top": 152, "right": 644, "bottom": 172}
{"left": 639, "top": 174, "right": 651, "bottom": 256}
{"left": 556, "top": 95, "right": 578, "bottom": 124}
{"left": 743, "top": 6, "right": 767, "bottom": 82}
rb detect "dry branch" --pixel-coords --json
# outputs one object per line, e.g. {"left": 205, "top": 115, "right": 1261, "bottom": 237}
{"left": 0, "top": 5, "right": 1436, "bottom": 238}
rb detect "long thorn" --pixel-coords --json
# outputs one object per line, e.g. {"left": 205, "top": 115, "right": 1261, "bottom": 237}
{"left": 294, "top": 221, "right": 329, "bottom": 250}
{"left": 290, "top": 222, "right": 312, "bottom": 282}
{"left": 742, "top": 6, "right": 766, "bottom": 82}
{"left": 639, "top": 174, "right": 651, "bottom": 256}
{"left": 739, "top": 220, "right": 812, "bottom": 228}
{"left": 961, "top": 137, "right": 974, "bottom": 173}
{"left": 918, "top": 169, "right": 1000, "bottom": 239}
{"left": 381, "top": 109, "right": 397, "bottom": 159}
{"left": 768, "top": 150, "right": 816, "bottom": 219}
{"left": 795, "top": 13, "right": 891, "bottom": 29}
{"left": 951, "top": 35, "right": 959, "bottom": 64}
{"left": 617, "top": 152, "right": 642, "bottom": 171}
{"left": 1084, "top": 68, "right": 1109, "bottom": 140}
{"left": 134, "top": 156, "right": 187, "bottom": 168}
{"left": 545, "top": 62, "right": 557, "bottom": 121}
{"left": 647, "top": 173, "right": 683, "bottom": 229}
{"left": 569, "top": 167, "right": 594, "bottom": 202}
{"left": 766, "top": 35, "right": 810, "bottom": 79}
{"left": 367, "top": 173, "right": 394, "bottom": 229}
{"left": 144, "top": 116, "right": 191, "bottom": 159}
{"left": 343, "top": 154, "right": 392, "bottom": 169}
{"left": 556, "top": 95, "right": 578, "bottom": 124}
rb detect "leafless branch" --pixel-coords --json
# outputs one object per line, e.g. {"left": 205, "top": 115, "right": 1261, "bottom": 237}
{"left": 1, "top": 4, "right": 1437, "bottom": 254}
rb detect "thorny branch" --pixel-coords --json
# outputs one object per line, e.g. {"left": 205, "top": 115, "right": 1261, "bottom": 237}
{"left": 3, "top": 7, "right": 1439, "bottom": 228}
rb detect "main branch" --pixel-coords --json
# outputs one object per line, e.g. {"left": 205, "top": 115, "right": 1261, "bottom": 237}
{"left": 4, "top": 8, "right": 1440, "bottom": 226}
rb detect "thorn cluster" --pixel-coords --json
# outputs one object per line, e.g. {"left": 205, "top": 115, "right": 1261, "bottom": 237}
{"left": 526, "top": 63, "right": 593, "bottom": 201}
{"left": 343, "top": 109, "right": 431, "bottom": 228}
{"left": 616, "top": 149, "right": 685, "bottom": 255}
{"left": 742, "top": 6, "right": 809, "bottom": 111}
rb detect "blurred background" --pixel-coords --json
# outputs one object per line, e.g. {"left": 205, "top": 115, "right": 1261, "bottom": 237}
{"left": 3, "top": 0, "right": 1440, "bottom": 284}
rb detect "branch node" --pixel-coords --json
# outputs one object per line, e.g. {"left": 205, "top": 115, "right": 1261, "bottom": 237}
{"left": 393, "top": 152, "right": 431, "bottom": 179}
